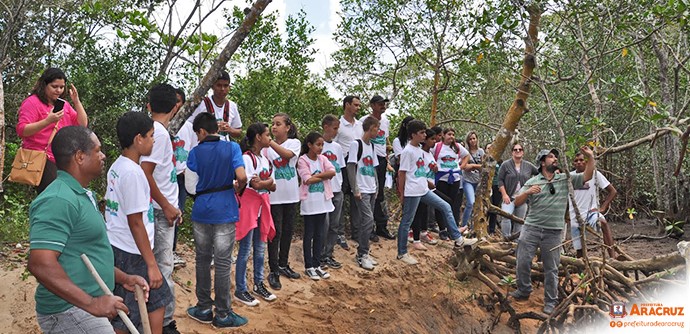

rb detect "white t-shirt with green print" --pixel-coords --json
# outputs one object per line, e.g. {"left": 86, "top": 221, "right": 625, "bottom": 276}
{"left": 105, "top": 156, "right": 155, "bottom": 255}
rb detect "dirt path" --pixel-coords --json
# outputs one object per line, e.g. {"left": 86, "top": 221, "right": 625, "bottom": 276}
{"left": 1, "top": 218, "right": 680, "bottom": 333}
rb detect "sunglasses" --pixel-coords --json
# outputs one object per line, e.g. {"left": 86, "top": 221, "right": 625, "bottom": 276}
{"left": 513, "top": 148, "right": 524, "bottom": 152}
{"left": 548, "top": 182, "right": 555, "bottom": 195}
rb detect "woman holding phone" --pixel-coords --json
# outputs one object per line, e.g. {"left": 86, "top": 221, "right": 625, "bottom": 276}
{"left": 16, "top": 67, "right": 88, "bottom": 192}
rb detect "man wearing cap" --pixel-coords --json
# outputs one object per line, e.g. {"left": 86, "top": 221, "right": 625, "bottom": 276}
{"left": 360, "top": 95, "right": 395, "bottom": 240}
{"left": 509, "top": 146, "right": 595, "bottom": 315}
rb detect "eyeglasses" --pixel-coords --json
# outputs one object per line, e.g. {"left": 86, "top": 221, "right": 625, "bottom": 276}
{"left": 513, "top": 148, "right": 523, "bottom": 152}
{"left": 548, "top": 182, "right": 555, "bottom": 195}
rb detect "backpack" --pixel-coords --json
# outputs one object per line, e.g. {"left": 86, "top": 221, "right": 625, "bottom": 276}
{"left": 433, "top": 142, "right": 461, "bottom": 160}
{"left": 244, "top": 150, "right": 273, "bottom": 176}
{"left": 355, "top": 139, "right": 375, "bottom": 162}
{"left": 203, "top": 96, "right": 230, "bottom": 123}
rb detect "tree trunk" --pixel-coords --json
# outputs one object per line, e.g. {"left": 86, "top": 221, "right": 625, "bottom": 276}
{"left": 472, "top": 5, "right": 541, "bottom": 238}
{"left": 0, "top": 71, "right": 5, "bottom": 192}
{"left": 169, "top": 0, "right": 272, "bottom": 134}
{"left": 430, "top": 67, "right": 440, "bottom": 126}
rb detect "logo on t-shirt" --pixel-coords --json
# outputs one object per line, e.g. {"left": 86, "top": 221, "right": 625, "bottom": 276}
{"left": 359, "top": 155, "right": 376, "bottom": 177}
{"left": 273, "top": 157, "right": 296, "bottom": 180}
{"left": 440, "top": 155, "right": 458, "bottom": 169}
{"left": 323, "top": 151, "right": 340, "bottom": 171}
{"left": 427, "top": 161, "right": 437, "bottom": 179}
{"left": 372, "top": 129, "right": 386, "bottom": 145}
{"left": 308, "top": 169, "right": 325, "bottom": 193}
{"left": 172, "top": 137, "right": 188, "bottom": 164}
{"left": 147, "top": 198, "right": 154, "bottom": 223}
{"left": 259, "top": 168, "right": 271, "bottom": 180}
{"left": 169, "top": 169, "right": 178, "bottom": 183}
{"left": 105, "top": 199, "right": 119, "bottom": 217}
{"left": 414, "top": 158, "right": 428, "bottom": 178}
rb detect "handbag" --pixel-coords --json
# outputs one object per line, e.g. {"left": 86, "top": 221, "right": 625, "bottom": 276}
{"left": 9, "top": 122, "right": 59, "bottom": 186}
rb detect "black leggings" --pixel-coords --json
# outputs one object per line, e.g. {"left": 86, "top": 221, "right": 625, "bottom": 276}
{"left": 37, "top": 159, "right": 58, "bottom": 194}
{"left": 435, "top": 181, "right": 459, "bottom": 230}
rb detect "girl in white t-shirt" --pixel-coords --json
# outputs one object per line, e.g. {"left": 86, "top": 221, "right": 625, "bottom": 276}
{"left": 297, "top": 132, "right": 336, "bottom": 280}
{"left": 432, "top": 128, "right": 469, "bottom": 239}
{"left": 264, "top": 113, "right": 302, "bottom": 288}
{"left": 409, "top": 129, "right": 442, "bottom": 250}
{"left": 235, "top": 123, "right": 277, "bottom": 306}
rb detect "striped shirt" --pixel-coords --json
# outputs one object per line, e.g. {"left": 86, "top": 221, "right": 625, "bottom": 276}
{"left": 519, "top": 172, "right": 585, "bottom": 230}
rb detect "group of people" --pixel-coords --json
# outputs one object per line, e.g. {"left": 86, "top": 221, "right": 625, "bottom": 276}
{"left": 19, "top": 67, "right": 618, "bottom": 333}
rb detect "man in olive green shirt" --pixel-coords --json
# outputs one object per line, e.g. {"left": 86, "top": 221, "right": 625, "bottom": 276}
{"left": 28, "top": 126, "right": 148, "bottom": 333}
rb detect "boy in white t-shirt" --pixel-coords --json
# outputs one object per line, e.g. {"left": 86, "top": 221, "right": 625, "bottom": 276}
{"left": 106, "top": 112, "right": 173, "bottom": 333}
{"left": 397, "top": 120, "right": 477, "bottom": 265}
{"left": 319, "top": 115, "right": 346, "bottom": 269}
{"left": 140, "top": 83, "right": 181, "bottom": 332}
{"left": 347, "top": 116, "right": 380, "bottom": 270}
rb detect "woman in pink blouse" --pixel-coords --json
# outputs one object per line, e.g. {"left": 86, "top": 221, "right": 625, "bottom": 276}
{"left": 16, "top": 68, "right": 88, "bottom": 192}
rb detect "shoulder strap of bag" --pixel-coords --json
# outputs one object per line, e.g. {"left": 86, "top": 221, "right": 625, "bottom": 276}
{"left": 223, "top": 101, "right": 230, "bottom": 123}
{"left": 433, "top": 142, "right": 442, "bottom": 160}
{"left": 44, "top": 121, "right": 60, "bottom": 152}
{"left": 203, "top": 97, "right": 214, "bottom": 115}
{"left": 356, "top": 139, "right": 363, "bottom": 162}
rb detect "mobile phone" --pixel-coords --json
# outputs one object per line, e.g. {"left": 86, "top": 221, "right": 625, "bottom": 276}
{"left": 53, "top": 98, "right": 66, "bottom": 113}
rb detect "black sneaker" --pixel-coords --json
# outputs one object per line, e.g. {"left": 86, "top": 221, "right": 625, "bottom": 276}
{"left": 162, "top": 320, "right": 181, "bottom": 334}
{"left": 337, "top": 235, "right": 350, "bottom": 250}
{"left": 428, "top": 225, "right": 440, "bottom": 234}
{"left": 234, "top": 290, "right": 259, "bottom": 307}
{"left": 509, "top": 290, "right": 530, "bottom": 301}
{"left": 212, "top": 311, "right": 248, "bottom": 328}
{"left": 187, "top": 306, "right": 213, "bottom": 324}
{"left": 279, "top": 265, "right": 301, "bottom": 279}
{"left": 322, "top": 257, "right": 342, "bottom": 269}
{"left": 376, "top": 228, "right": 396, "bottom": 240}
{"left": 253, "top": 282, "right": 277, "bottom": 301}
{"left": 369, "top": 233, "right": 380, "bottom": 242}
{"left": 268, "top": 271, "right": 281, "bottom": 290}
{"left": 439, "top": 230, "right": 450, "bottom": 241}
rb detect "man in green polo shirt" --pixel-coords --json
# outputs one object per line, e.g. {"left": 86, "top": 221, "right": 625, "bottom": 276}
{"left": 28, "top": 126, "right": 148, "bottom": 333}
{"left": 509, "top": 146, "right": 594, "bottom": 315}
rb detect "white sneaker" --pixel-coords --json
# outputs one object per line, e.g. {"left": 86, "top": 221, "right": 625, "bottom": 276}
{"left": 407, "top": 231, "right": 414, "bottom": 242}
{"left": 305, "top": 268, "right": 321, "bottom": 280}
{"left": 420, "top": 232, "right": 438, "bottom": 245}
{"left": 368, "top": 254, "right": 379, "bottom": 266}
{"left": 356, "top": 255, "right": 375, "bottom": 271}
{"left": 314, "top": 266, "right": 330, "bottom": 279}
{"left": 173, "top": 252, "right": 186, "bottom": 267}
{"left": 397, "top": 253, "right": 419, "bottom": 265}
{"left": 454, "top": 237, "right": 479, "bottom": 248}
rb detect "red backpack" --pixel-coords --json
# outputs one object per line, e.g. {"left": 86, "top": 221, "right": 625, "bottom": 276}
{"left": 203, "top": 96, "right": 229, "bottom": 123}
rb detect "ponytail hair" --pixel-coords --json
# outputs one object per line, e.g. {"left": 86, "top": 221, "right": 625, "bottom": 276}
{"left": 241, "top": 122, "right": 268, "bottom": 152}
{"left": 397, "top": 116, "right": 414, "bottom": 148}
{"left": 301, "top": 131, "right": 323, "bottom": 156}
{"left": 275, "top": 112, "right": 298, "bottom": 139}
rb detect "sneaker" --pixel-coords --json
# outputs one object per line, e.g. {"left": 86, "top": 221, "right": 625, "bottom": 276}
{"left": 454, "top": 237, "right": 479, "bottom": 248}
{"left": 234, "top": 290, "right": 259, "bottom": 307}
{"left": 337, "top": 235, "right": 350, "bottom": 250}
{"left": 421, "top": 233, "right": 438, "bottom": 245}
{"left": 459, "top": 225, "right": 469, "bottom": 234}
{"left": 428, "top": 225, "right": 440, "bottom": 234}
{"left": 322, "top": 257, "right": 342, "bottom": 269}
{"left": 253, "top": 282, "right": 277, "bottom": 301}
{"left": 187, "top": 306, "right": 213, "bottom": 324}
{"left": 173, "top": 252, "right": 186, "bottom": 267}
{"left": 376, "top": 228, "right": 396, "bottom": 240}
{"left": 305, "top": 267, "right": 321, "bottom": 280}
{"left": 212, "top": 311, "right": 248, "bottom": 328}
{"left": 509, "top": 290, "right": 530, "bottom": 301}
{"left": 268, "top": 271, "right": 281, "bottom": 290}
{"left": 314, "top": 266, "right": 331, "bottom": 279}
{"left": 412, "top": 242, "right": 428, "bottom": 251}
{"left": 439, "top": 230, "right": 450, "bottom": 241}
{"left": 162, "top": 320, "right": 181, "bottom": 334}
{"left": 369, "top": 233, "right": 380, "bottom": 242}
{"left": 279, "top": 265, "right": 301, "bottom": 279}
{"left": 543, "top": 304, "right": 556, "bottom": 315}
{"left": 397, "top": 253, "right": 419, "bottom": 265}
{"left": 407, "top": 231, "right": 414, "bottom": 242}
{"left": 368, "top": 254, "right": 379, "bottom": 266}
{"left": 356, "top": 255, "right": 375, "bottom": 271}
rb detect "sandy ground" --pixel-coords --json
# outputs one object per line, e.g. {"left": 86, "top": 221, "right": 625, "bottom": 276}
{"left": 0, "top": 218, "right": 680, "bottom": 333}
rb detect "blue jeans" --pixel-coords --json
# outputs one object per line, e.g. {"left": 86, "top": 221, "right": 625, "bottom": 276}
{"left": 462, "top": 181, "right": 478, "bottom": 228}
{"left": 37, "top": 306, "right": 114, "bottom": 334}
{"left": 235, "top": 226, "right": 266, "bottom": 293}
{"left": 515, "top": 225, "right": 562, "bottom": 306}
{"left": 398, "top": 191, "right": 464, "bottom": 256}
{"left": 500, "top": 201, "right": 527, "bottom": 237}
{"left": 303, "top": 213, "right": 328, "bottom": 268}
{"left": 153, "top": 209, "right": 175, "bottom": 325}
{"left": 193, "top": 222, "right": 235, "bottom": 318}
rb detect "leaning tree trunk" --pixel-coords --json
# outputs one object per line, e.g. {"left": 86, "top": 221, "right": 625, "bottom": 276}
{"left": 471, "top": 5, "right": 541, "bottom": 238}
{"left": 169, "top": 0, "right": 272, "bottom": 134}
{"left": 0, "top": 71, "right": 5, "bottom": 192}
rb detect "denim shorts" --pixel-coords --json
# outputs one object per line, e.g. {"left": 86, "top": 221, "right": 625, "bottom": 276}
{"left": 111, "top": 246, "right": 174, "bottom": 331}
